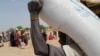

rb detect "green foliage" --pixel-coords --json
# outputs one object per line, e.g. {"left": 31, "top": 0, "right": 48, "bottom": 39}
{"left": 24, "top": 27, "right": 30, "bottom": 31}
{"left": 40, "top": 25, "right": 47, "bottom": 30}
{"left": 6, "top": 26, "right": 30, "bottom": 33}
{"left": 6, "top": 25, "right": 48, "bottom": 32}
{"left": 16, "top": 26, "right": 23, "bottom": 30}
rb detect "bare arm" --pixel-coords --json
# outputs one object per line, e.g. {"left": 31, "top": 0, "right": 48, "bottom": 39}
{"left": 28, "top": 1, "right": 48, "bottom": 55}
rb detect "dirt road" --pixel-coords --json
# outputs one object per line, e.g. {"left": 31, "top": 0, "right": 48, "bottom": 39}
{"left": 0, "top": 39, "right": 60, "bottom": 56}
{"left": 0, "top": 40, "right": 35, "bottom": 56}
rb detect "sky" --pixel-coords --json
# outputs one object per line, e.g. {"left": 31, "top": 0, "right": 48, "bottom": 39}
{"left": 0, "top": 0, "right": 48, "bottom": 31}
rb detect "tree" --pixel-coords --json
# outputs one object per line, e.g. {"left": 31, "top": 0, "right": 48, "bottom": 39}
{"left": 24, "top": 27, "right": 30, "bottom": 31}
{"left": 16, "top": 26, "right": 23, "bottom": 30}
{"left": 40, "top": 25, "right": 47, "bottom": 30}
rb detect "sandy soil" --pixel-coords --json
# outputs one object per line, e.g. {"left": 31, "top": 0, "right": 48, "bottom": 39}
{"left": 0, "top": 40, "right": 35, "bottom": 56}
{"left": 0, "top": 39, "right": 60, "bottom": 56}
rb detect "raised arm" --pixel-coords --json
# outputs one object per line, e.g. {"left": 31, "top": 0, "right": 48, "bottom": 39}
{"left": 28, "top": 1, "right": 48, "bottom": 56}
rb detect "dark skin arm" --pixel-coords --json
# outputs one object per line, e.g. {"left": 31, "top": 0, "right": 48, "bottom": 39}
{"left": 28, "top": 1, "right": 48, "bottom": 56}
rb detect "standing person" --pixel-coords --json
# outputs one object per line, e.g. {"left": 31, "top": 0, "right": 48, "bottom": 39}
{"left": 14, "top": 29, "right": 21, "bottom": 47}
{"left": 41, "top": 30, "right": 47, "bottom": 41}
{"left": 2, "top": 32, "right": 5, "bottom": 42}
{"left": 28, "top": 1, "right": 65, "bottom": 56}
{"left": 10, "top": 31, "right": 16, "bottom": 47}
{"left": 53, "top": 31, "right": 57, "bottom": 39}
{"left": 21, "top": 30, "right": 28, "bottom": 46}
{"left": 48, "top": 32, "right": 54, "bottom": 40}
{"left": 5, "top": 32, "right": 9, "bottom": 42}
{"left": 0, "top": 32, "right": 4, "bottom": 47}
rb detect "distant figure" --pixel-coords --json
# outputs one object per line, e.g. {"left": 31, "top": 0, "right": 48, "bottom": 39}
{"left": 10, "top": 31, "right": 16, "bottom": 47}
{"left": 53, "top": 31, "right": 57, "bottom": 39}
{"left": 2, "top": 32, "right": 5, "bottom": 42}
{"left": 14, "top": 29, "right": 21, "bottom": 47}
{"left": 0, "top": 32, "right": 4, "bottom": 47}
{"left": 5, "top": 32, "right": 9, "bottom": 42}
{"left": 41, "top": 30, "right": 47, "bottom": 41}
{"left": 21, "top": 30, "right": 28, "bottom": 46}
{"left": 48, "top": 32, "right": 54, "bottom": 40}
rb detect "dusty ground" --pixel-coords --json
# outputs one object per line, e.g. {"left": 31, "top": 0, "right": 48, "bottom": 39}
{"left": 0, "top": 40, "right": 34, "bottom": 56}
{"left": 0, "top": 39, "right": 60, "bottom": 56}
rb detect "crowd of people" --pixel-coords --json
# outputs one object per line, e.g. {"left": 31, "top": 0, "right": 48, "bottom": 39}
{"left": 41, "top": 29, "right": 58, "bottom": 41}
{"left": 0, "top": 29, "right": 30, "bottom": 48}
{"left": 10, "top": 29, "right": 29, "bottom": 48}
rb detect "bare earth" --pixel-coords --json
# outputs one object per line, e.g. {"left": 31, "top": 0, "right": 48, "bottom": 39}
{"left": 0, "top": 40, "right": 35, "bottom": 56}
{"left": 0, "top": 39, "right": 60, "bottom": 56}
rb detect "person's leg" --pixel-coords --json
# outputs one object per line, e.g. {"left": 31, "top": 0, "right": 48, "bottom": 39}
{"left": 23, "top": 38, "right": 28, "bottom": 46}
